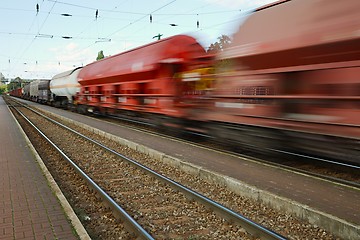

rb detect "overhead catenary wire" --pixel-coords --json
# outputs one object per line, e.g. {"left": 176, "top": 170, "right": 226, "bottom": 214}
{"left": 9, "top": 0, "right": 58, "bottom": 79}
{"left": 0, "top": 0, "right": 266, "bottom": 80}
{"left": 69, "top": 0, "right": 178, "bottom": 59}
{"left": 48, "top": 0, "right": 239, "bottom": 16}
{"left": 0, "top": 1, "right": 241, "bottom": 40}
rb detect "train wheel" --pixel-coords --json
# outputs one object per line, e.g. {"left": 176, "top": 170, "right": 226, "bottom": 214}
{"left": 209, "top": 122, "right": 284, "bottom": 153}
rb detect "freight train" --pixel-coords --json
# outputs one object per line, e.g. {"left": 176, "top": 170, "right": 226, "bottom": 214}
{"left": 202, "top": 0, "right": 360, "bottom": 163}
{"left": 8, "top": 0, "right": 360, "bottom": 164}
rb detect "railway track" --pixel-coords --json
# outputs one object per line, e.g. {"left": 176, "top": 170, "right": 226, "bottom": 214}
{"left": 6, "top": 97, "right": 287, "bottom": 239}
{"left": 102, "top": 110, "right": 360, "bottom": 189}
{"left": 11, "top": 97, "right": 360, "bottom": 189}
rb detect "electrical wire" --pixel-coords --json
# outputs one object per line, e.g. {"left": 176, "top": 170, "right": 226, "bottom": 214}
{"left": 0, "top": 0, "right": 272, "bottom": 79}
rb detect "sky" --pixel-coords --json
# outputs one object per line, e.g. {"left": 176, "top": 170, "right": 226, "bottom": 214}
{"left": 0, "top": 0, "right": 276, "bottom": 80}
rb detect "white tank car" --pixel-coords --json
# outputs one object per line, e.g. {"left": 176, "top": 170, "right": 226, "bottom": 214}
{"left": 50, "top": 67, "right": 82, "bottom": 106}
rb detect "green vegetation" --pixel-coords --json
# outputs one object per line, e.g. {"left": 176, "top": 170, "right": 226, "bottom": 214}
{"left": 7, "top": 77, "right": 23, "bottom": 91}
{"left": 0, "top": 84, "right": 7, "bottom": 94}
{"left": 207, "top": 34, "right": 232, "bottom": 53}
{"left": 96, "top": 50, "right": 105, "bottom": 61}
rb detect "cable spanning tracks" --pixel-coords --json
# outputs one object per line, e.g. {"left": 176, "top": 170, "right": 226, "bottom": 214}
{"left": 8, "top": 99, "right": 286, "bottom": 239}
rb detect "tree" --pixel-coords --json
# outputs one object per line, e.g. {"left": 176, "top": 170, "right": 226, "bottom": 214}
{"left": 207, "top": 35, "right": 232, "bottom": 53}
{"left": 0, "top": 72, "right": 5, "bottom": 83}
{"left": 0, "top": 84, "right": 7, "bottom": 94}
{"left": 96, "top": 50, "right": 105, "bottom": 61}
{"left": 208, "top": 42, "right": 221, "bottom": 53}
{"left": 7, "top": 77, "right": 23, "bottom": 91}
{"left": 218, "top": 34, "right": 231, "bottom": 49}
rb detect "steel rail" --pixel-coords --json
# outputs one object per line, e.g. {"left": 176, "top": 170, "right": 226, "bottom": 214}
{"left": 104, "top": 107, "right": 360, "bottom": 171}
{"left": 10, "top": 104, "right": 155, "bottom": 240}
{"left": 18, "top": 99, "right": 287, "bottom": 240}
{"left": 103, "top": 109, "right": 360, "bottom": 189}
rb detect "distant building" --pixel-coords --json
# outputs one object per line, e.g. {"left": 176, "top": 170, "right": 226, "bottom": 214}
{"left": 0, "top": 72, "right": 6, "bottom": 85}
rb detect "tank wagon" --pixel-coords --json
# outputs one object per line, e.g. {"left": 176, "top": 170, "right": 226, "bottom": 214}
{"left": 203, "top": 0, "right": 360, "bottom": 162}
{"left": 50, "top": 67, "right": 82, "bottom": 107}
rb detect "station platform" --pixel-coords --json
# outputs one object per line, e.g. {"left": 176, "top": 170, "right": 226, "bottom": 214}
{"left": 0, "top": 97, "right": 88, "bottom": 239}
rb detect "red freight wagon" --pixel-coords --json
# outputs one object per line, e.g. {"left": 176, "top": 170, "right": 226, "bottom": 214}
{"left": 205, "top": 0, "right": 360, "bottom": 163}
{"left": 9, "top": 88, "right": 23, "bottom": 97}
{"left": 77, "top": 35, "right": 208, "bottom": 122}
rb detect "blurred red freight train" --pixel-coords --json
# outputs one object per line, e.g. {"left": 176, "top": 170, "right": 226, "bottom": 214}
{"left": 77, "top": 35, "right": 210, "bottom": 126}
{"left": 203, "top": 0, "right": 360, "bottom": 163}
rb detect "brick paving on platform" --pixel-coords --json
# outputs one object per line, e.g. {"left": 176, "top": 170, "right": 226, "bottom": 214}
{"left": 0, "top": 97, "right": 79, "bottom": 240}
